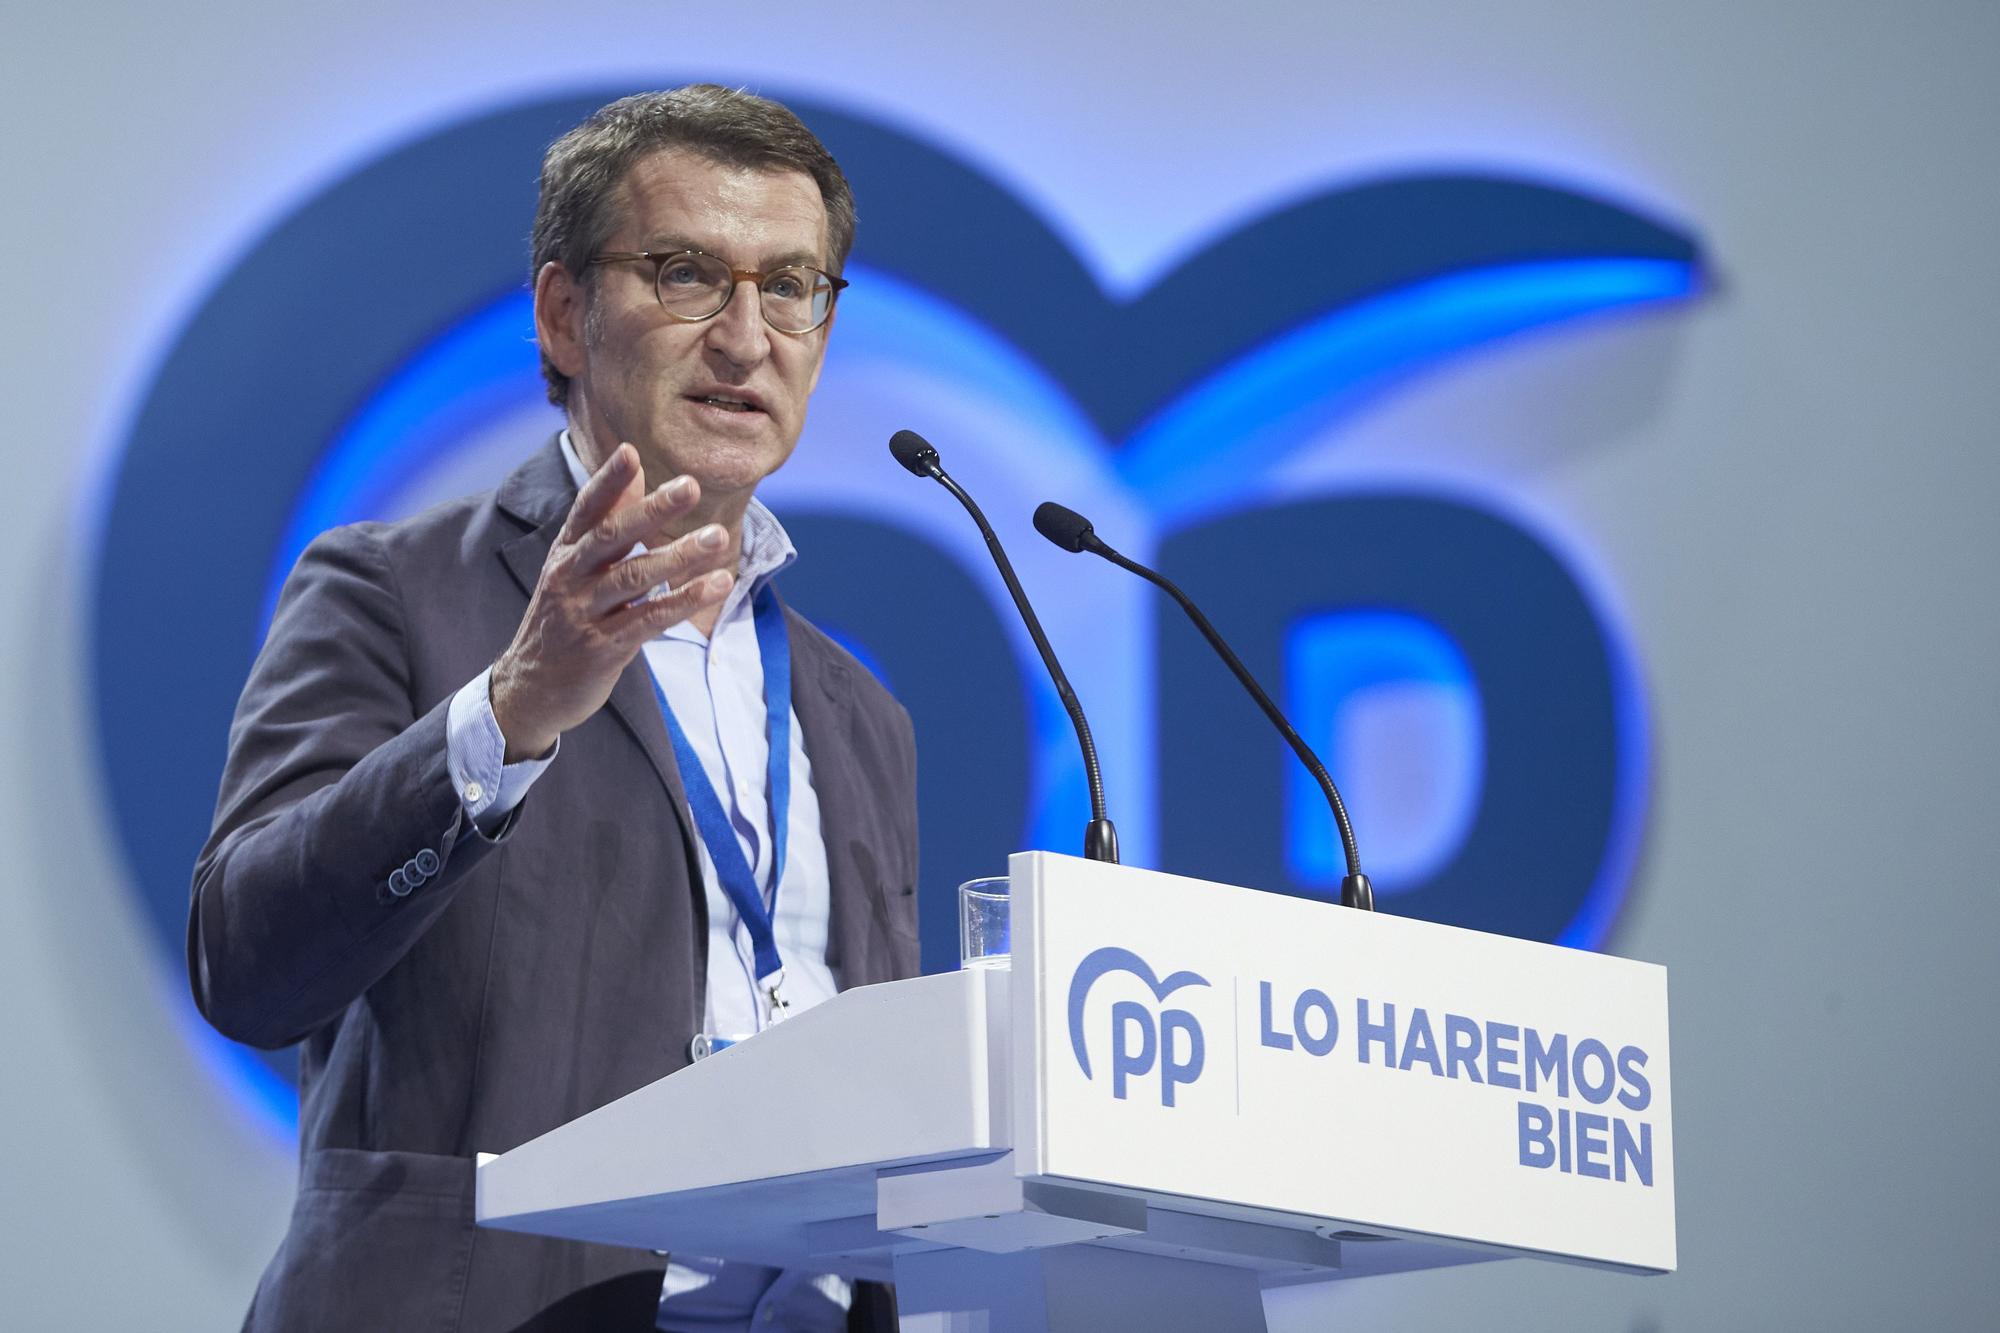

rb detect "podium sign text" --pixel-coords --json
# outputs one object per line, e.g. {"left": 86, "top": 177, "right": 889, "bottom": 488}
{"left": 1008, "top": 852, "right": 1675, "bottom": 1272}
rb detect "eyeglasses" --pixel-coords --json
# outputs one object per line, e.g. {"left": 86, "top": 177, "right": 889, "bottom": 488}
{"left": 586, "top": 249, "right": 848, "bottom": 334}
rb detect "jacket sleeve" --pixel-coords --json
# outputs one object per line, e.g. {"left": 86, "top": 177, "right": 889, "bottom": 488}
{"left": 189, "top": 523, "right": 505, "bottom": 1049}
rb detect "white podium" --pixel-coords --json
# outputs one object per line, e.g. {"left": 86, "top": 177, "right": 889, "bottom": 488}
{"left": 477, "top": 853, "right": 1675, "bottom": 1331}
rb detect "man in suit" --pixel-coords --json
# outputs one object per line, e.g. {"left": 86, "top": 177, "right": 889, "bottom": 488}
{"left": 191, "top": 86, "right": 919, "bottom": 1331}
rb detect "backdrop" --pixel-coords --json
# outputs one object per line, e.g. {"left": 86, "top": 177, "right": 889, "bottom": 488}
{"left": 5, "top": 3, "right": 1996, "bottom": 1329}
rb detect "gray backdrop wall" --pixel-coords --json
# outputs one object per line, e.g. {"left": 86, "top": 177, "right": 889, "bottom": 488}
{"left": 4, "top": 2, "right": 1996, "bottom": 1328}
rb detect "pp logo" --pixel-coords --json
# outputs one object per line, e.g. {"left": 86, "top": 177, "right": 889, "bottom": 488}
{"left": 1066, "top": 947, "right": 1210, "bottom": 1107}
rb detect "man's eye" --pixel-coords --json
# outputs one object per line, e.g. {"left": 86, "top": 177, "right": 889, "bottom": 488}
{"left": 766, "top": 273, "right": 808, "bottom": 301}
{"left": 662, "top": 263, "right": 706, "bottom": 286}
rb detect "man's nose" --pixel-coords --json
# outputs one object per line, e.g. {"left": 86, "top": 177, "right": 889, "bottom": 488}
{"left": 703, "top": 279, "right": 771, "bottom": 366}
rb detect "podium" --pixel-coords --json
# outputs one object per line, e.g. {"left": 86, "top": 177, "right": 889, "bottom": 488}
{"left": 477, "top": 853, "right": 1675, "bottom": 1331}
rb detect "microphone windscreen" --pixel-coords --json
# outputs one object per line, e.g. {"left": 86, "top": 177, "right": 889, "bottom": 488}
{"left": 889, "top": 430, "right": 940, "bottom": 476}
{"left": 1033, "top": 501, "right": 1094, "bottom": 553}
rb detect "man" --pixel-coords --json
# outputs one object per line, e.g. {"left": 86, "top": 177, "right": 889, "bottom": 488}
{"left": 191, "top": 86, "right": 919, "bottom": 1332}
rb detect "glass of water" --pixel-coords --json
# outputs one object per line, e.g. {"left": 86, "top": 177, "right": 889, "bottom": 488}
{"left": 957, "top": 877, "right": 1011, "bottom": 969}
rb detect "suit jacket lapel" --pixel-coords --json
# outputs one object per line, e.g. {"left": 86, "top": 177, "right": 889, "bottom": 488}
{"left": 787, "top": 607, "right": 871, "bottom": 989}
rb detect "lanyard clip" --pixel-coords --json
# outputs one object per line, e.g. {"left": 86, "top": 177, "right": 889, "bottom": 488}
{"left": 760, "top": 967, "right": 792, "bottom": 1024}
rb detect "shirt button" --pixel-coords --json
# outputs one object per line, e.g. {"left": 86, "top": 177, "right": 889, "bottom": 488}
{"left": 464, "top": 780, "right": 485, "bottom": 804}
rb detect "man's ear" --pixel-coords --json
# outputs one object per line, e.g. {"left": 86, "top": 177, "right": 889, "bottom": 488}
{"left": 534, "top": 260, "right": 587, "bottom": 381}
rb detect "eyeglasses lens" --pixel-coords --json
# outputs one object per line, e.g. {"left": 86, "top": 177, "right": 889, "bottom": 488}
{"left": 657, "top": 254, "right": 731, "bottom": 319}
{"left": 762, "top": 269, "right": 835, "bottom": 334}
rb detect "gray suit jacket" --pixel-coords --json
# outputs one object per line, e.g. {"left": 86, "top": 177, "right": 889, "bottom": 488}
{"left": 191, "top": 438, "right": 920, "bottom": 1332}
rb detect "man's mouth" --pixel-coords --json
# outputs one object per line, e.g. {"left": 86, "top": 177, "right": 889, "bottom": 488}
{"left": 689, "top": 393, "right": 762, "bottom": 414}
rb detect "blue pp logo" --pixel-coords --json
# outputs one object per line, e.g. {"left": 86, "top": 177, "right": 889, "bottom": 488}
{"left": 1067, "top": 947, "right": 1210, "bottom": 1107}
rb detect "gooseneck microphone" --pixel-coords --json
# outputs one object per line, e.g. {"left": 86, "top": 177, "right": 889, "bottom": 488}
{"left": 889, "top": 433, "right": 1118, "bottom": 863}
{"left": 1033, "top": 501, "right": 1372, "bottom": 909}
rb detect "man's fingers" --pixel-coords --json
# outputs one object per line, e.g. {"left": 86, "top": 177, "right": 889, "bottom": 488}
{"left": 587, "top": 525, "right": 733, "bottom": 615}
{"left": 615, "top": 479, "right": 714, "bottom": 553}
{"left": 574, "top": 473, "right": 702, "bottom": 569}
{"left": 588, "top": 470, "right": 708, "bottom": 556}
{"left": 559, "top": 443, "right": 641, "bottom": 545}
{"left": 609, "top": 568, "right": 735, "bottom": 642}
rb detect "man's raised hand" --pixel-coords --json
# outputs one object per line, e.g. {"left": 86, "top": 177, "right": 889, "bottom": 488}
{"left": 489, "top": 444, "right": 735, "bottom": 762}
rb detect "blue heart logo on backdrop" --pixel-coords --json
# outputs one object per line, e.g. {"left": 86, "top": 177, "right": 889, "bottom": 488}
{"left": 91, "top": 89, "right": 1701, "bottom": 1128}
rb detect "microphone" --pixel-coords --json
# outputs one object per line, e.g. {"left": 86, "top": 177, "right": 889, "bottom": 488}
{"left": 1033, "top": 501, "right": 1373, "bottom": 909}
{"left": 889, "top": 432, "right": 1118, "bottom": 863}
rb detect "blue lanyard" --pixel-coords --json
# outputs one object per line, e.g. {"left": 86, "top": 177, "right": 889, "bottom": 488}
{"left": 651, "top": 584, "right": 793, "bottom": 987}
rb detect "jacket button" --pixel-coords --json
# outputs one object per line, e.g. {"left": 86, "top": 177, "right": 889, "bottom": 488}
{"left": 388, "top": 868, "right": 412, "bottom": 897}
{"left": 415, "top": 848, "right": 441, "bottom": 877}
